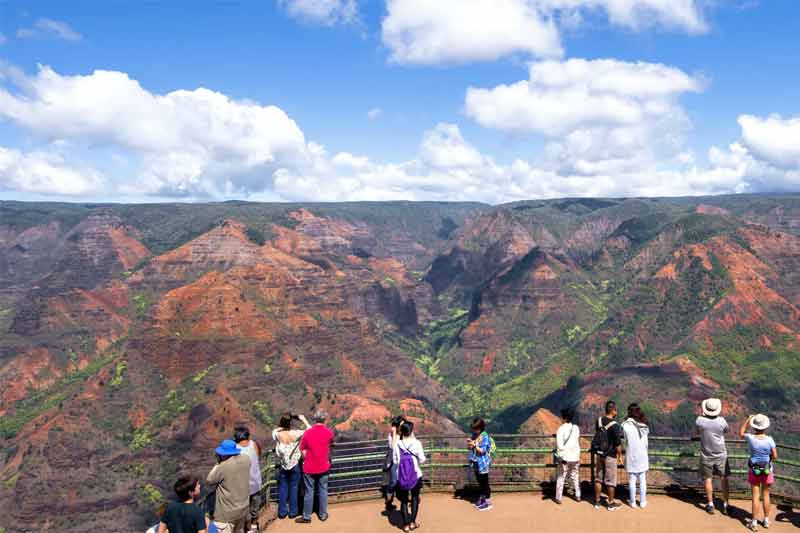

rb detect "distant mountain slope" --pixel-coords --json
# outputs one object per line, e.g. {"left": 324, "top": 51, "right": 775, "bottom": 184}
{"left": 1, "top": 195, "right": 800, "bottom": 531}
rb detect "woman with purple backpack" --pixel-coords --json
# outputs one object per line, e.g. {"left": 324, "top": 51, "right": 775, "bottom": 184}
{"left": 394, "top": 420, "right": 426, "bottom": 532}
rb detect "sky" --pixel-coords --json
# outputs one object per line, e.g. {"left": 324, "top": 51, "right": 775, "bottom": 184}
{"left": 0, "top": 0, "right": 798, "bottom": 204}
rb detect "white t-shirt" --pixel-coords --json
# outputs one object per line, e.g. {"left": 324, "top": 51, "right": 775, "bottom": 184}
{"left": 393, "top": 437, "right": 426, "bottom": 479}
{"left": 237, "top": 440, "right": 263, "bottom": 496}
{"left": 556, "top": 423, "right": 581, "bottom": 463}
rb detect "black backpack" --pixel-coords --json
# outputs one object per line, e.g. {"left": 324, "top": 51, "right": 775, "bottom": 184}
{"left": 590, "top": 418, "right": 618, "bottom": 457}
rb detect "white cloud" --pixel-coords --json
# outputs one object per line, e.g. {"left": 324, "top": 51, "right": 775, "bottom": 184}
{"left": 382, "top": 0, "right": 562, "bottom": 64}
{"left": 466, "top": 58, "right": 702, "bottom": 137}
{"left": 16, "top": 18, "right": 83, "bottom": 41}
{"left": 277, "top": 0, "right": 358, "bottom": 25}
{"left": 0, "top": 63, "right": 797, "bottom": 204}
{"left": 367, "top": 108, "right": 383, "bottom": 120}
{"left": 0, "top": 147, "right": 105, "bottom": 196}
{"left": 382, "top": 0, "right": 708, "bottom": 65}
{"left": 539, "top": 0, "right": 707, "bottom": 34}
{"left": 738, "top": 114, "right": 800, "bottom": 170}
{"left": 0, "top": 65, "right": 311, "bottom": 197}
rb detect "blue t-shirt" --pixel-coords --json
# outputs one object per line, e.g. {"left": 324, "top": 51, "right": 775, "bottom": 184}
{"left": 470, "top": 432, "right": 492, "bottom": 474}
{"left": 745, "top": 434, "right": 775, "bottom": 464}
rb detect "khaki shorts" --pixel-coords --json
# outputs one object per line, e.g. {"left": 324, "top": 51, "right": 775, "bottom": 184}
{"left": 595, "top": 455, "right": 618, "bottom": 486}
{"left": 700, "top": 456, "right": 730, "bottom": 479}
{"left": 214, "top": 518, "right": 246, "bottom": 533}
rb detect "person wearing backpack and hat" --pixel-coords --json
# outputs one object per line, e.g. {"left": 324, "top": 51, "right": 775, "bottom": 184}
{"left": 591, "top": 400, "right": 623, "bottom": 511}
{"left": 695, "top": 398, "right": 730, "bottom": 515}
{"left": 554, "top": 407, "right": 582, "bottom": 504}
{"left": 740, "top": 414, "right": 778, "bottom": 531}
{"left": 206, "top": 439, "right": 252, "bottom": 533}
{"left": 468, "top": 417, "right": 494, "bottom": 511}
{"left": 394, "top": 420, "right": 426, "bottom": 532}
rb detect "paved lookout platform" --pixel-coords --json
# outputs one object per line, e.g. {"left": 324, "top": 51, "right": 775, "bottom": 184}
{"left": 268, "top": 493, "right": 799, "bottom": 532}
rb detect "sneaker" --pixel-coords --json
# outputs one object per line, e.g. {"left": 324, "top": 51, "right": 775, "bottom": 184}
{"left": 318, "top": 514, "right": 329, "bottom": 522}
{"left": 295, "top": 517, "right": 312, "bottom": 524}
{"left": 554, "top": 498, "right": 563, "bottom": 505}
{"left": 762, "top": 518, "right": 770, "bottom": 529}
{"left": 640, "top": 501, "right": 648, "bottom": 509}
{"left": 721, "top": 502, "right": 729, "bottom": 516}
{"left": 608, "top": 502, "right": 622, "bottom": 512}
{"left": 705, "top": 503, "right": 715, "bottom": 515}
{"left": 574, "top": 494, "right": 582, "bottom": 503}
{"left": 477, "top": 499, "right": 493, "bottom": 511}
{"left": 746, "top": 518, "right": 759, "bottom": 531}
{"left": 629, "top": 501, "right": 638, "bottom": 509}
{"left": 594, "top": 502, "right": 602, "bottom": 510}
{"left": 474, "top": 496, "right": 485, "bottom": 508}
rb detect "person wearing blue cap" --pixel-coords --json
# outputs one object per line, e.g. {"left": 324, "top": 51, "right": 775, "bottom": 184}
{"left": 207, "top": 439, "right": 252, "bottom": 533}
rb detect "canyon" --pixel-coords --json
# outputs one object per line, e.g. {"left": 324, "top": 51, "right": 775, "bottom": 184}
{"left": 1, "top": 195, "right": 800, "bottom": 531}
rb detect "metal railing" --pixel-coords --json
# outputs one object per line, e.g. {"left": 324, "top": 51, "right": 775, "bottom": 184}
{"left": 199, "top": 434, "right": 800, "bottom": 522}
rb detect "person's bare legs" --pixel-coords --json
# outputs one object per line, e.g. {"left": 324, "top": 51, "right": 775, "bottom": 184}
{"left": 763, "top": 484, "right": 771, "bottom": 521}
{"left": 594, "top": 480, "right": 603, "bottom": 505}
{"left": 704, "top": 477, "right": 714, "bottom": 505}
{"left": 608, "top": 485, "right": 616, "bottom": 504}
{"left": 722, "top": 476, "right": 730, "bottom": 507}
{"left": 751, "top": 483, "right": 762, "bottom": 523}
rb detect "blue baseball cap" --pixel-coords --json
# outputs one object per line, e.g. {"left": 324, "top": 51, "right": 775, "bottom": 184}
{"left": 215, "top": 439, "right": 241, "bottom": 456}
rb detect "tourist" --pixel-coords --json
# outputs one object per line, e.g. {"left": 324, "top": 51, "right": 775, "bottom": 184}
{"left": 383, "top": 415, "right": 406, "bottom": 511}
{"left": 297, "top": 410, "right": 335, "bottom": 524}
{"left": 740, "top": 414, "right": 778, "bottom": 531}
{"left": 394, "top": 420, "right": 426, "bottom": 532}
{"left": 591, "top": 400, "right": 623, "bottom": 511}
{"left": 554, "top": 407, "right": 582, "bottom": 504}
{"left": 695, "top": 398, "right": 730, "bottom": 515}
{"left": 468, "top": 417, "right": 493, "bottom": 511}
{"left": 273, "top": 414, "right": 311, "bottom": 519}
{"left": 622, "top": 404, "right": 649, "bottom": 509}
{"left": 158, "top": 475, "right": 208, "bottom": 533}
{"left": 206, "top": 440, "right": 252, "bottom": 533}
{"left": 233, "top": 425, "right": 262, "bottom": 532}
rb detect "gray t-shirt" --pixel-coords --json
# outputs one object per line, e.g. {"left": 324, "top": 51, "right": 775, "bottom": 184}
{"left": 696, "top": 416, "right": 728, "bottom": 459}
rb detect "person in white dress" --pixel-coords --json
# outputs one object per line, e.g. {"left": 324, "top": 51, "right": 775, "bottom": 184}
{"left": 622, "top": 404, "right": 650, "bottom": 509}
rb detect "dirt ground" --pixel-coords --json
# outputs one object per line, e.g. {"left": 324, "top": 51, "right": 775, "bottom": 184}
{"left": 267, "top": 493, "right": 800, "bottom": 532}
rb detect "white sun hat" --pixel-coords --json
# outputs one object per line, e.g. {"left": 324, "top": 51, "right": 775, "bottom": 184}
{"left": 750, "top": 414, "right": 771, "bottom": 431}
{"left": 702, "top": 398, "right": 722, "bottom": 417}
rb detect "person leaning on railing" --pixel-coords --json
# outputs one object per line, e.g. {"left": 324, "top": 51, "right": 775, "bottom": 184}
{"left": 740, "top": 414, "right": 778, "bottom": 532}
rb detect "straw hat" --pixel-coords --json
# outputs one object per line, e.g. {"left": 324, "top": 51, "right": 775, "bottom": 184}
{"left": 701, "top": 398, "right": 722, "bottom": 417}
{"left": 750, "top": 414, "right": 771, "bottom": 431}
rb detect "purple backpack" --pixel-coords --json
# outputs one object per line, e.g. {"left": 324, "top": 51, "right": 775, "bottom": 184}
{"left": 397, "top": 445, "right": 420, "bottom": 490}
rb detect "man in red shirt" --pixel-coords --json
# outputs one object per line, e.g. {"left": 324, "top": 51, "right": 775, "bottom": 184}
{"left": 296, "top": 410, "right": 335, "bottom": 523}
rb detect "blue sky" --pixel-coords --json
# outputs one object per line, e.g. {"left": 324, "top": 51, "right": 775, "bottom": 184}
{"left": 0, "top": 0, "right": 798, "bottom": 203}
